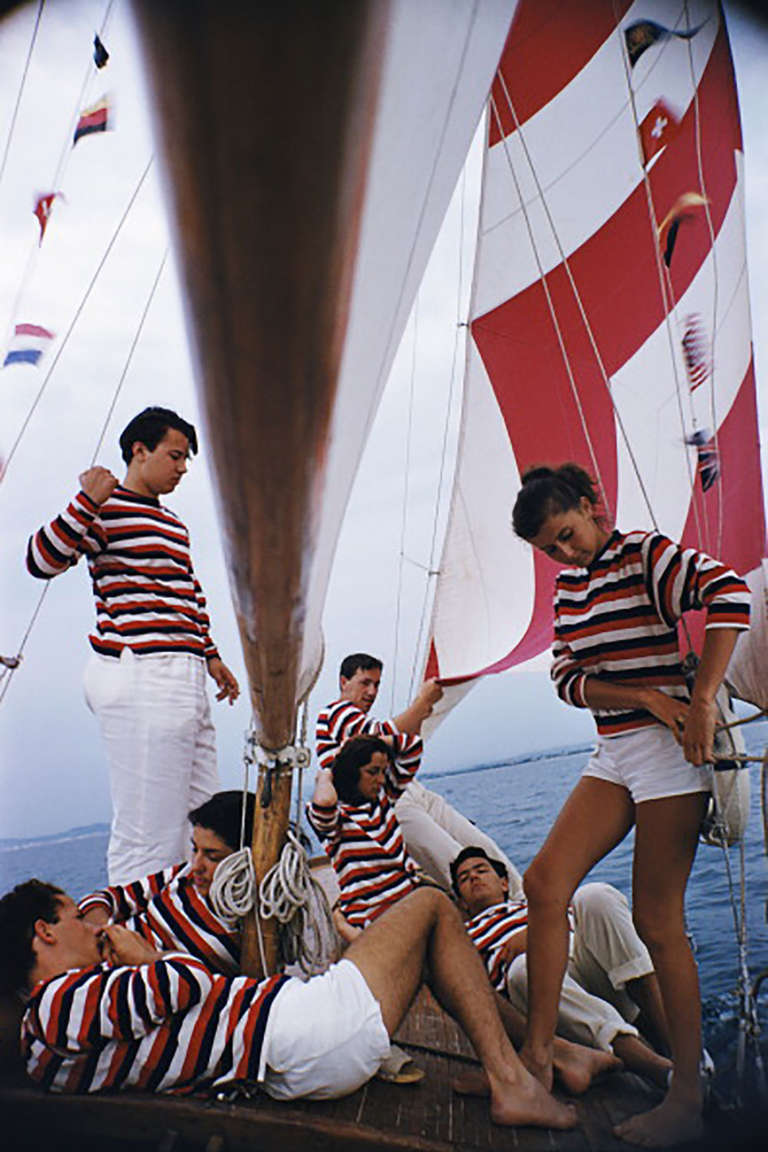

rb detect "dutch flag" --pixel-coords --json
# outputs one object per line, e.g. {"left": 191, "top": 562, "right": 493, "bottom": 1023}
{"left": 3, "top": 323, "right": 55, "bottom": 368}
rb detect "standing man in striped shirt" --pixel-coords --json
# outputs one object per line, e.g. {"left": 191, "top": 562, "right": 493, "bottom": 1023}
{"left": 26, "top": 407, "right": 240, "bottom": 884}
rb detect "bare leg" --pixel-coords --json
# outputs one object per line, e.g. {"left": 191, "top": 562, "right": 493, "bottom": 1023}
{"left": 614, "top": 791, "right": 708, "bottom": 1147}
{"left": 521, "top": 777, "right": 634, "bottom": 1089}
{"left": 626, "top": 972, "right": 671, "bottom": 1056}
{"left": 611, "top": 1034, "right": 672, "bottom": 1090}
{"left": 346, "top": 889, "right": 576, "bottom": 1129}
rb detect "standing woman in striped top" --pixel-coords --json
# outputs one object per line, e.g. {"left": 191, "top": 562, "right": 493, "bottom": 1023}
{"left": 26, "top": 407, "right": 240, "bottom": 885}
{"left": 511, "top": 464, "right": 750, "bottom": 1148}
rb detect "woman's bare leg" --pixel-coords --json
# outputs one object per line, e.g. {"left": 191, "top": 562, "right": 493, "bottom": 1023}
{"left": 614, "top": 790, "right": 708, "bottom": 1147}
{"left": 346, "top": 889, "right": 576, "bottom": 1129}
{"left": 521, "top": 777, "right": 635, "bottom": 1089}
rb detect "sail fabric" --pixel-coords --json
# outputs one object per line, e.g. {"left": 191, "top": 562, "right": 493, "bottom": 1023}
{"left": 425, "top": 0, "right": 765, "bottom": 714}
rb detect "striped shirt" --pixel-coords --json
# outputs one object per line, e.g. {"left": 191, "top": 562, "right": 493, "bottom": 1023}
{"left": 22, "top": 954, "right": 287, "bottom": 1095}
{"left": 307, "top": 733, "right": 423, "bottom": 928}
{"left": 27, "top": 486, "right": 219, "bottom": 661}
{"left": 552, "top": 531, "right": 751, "bottom": 737}
{"left": 315, "top": 698, "right": 397, "bottom": 770}
{"left": 465, "top": 900, "right": 574, "bottom": 993}
{"left": 78, "top": 863, "right": 240, "bottom": 975}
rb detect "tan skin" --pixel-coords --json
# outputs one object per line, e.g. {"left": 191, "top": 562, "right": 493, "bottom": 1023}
{"left": 78, "top": 428, "right": 239, "bottom": 705}
{"left": 339, "top": 666, "right": 443, "bottom": 733}
{"left": 519, "top": 499, "right": 740, "bottom": 1147}
{"left": 455, "top": 857, "right": 672, "bottom": 1090}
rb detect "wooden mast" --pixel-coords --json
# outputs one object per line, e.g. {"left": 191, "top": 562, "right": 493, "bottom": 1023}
{"left": 132, "top": 0, "right": 388, "bottom": 974}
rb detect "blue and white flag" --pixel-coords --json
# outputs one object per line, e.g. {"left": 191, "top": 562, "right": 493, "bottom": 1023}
{"left": 3, "top": 323, "right": 54, "bottom": 368}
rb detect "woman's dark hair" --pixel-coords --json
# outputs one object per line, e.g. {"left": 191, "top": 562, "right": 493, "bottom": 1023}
{"left": 119, "top": 406, "right": 198, "bottom": 465}
{"left": 0, "top": 879, "right": 64, "bottom": 994}
{"left": 512, "top": 463, "right": 601, "bottom": 541}
{"left": 332, "top": 735, "right": 391, "bottom": 804}
{"left": 189, "top": 791, "right": 255, "bottom": 851}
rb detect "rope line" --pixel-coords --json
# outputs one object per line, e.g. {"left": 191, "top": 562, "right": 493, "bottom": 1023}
{"left": 391, "top": 296, "right": 419, "bottom": 715}
{"left": 0, "top": 0, "right": 46, "bottom": 189}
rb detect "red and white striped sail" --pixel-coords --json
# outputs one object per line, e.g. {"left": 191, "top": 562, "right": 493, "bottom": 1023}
{"left": 426, "top": 0, "right": 766, "bottom": 721}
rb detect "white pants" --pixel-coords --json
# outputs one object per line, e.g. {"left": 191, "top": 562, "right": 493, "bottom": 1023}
{"left": 84, "top": 649, "right": 219, "bottom": 884}
{"left": 394, "top": 779, "right": 524, "bottom": 897}
{"left": 505, "top": 882, "right": 653, "bottom": 1051}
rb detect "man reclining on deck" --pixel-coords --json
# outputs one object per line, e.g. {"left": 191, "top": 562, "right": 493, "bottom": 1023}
{"left": 0, "top": 880, "right": 580, "bottom": 1130}
{"left": 451, "top": 847, "right": 672, "bottom": 1089}
{"left": 317, "top": 652, "right": 524, "bottom": 893}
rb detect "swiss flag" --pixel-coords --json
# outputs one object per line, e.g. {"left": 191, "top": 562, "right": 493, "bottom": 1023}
{"left": 639, "top": 100, "right": 679, "bottom": 166}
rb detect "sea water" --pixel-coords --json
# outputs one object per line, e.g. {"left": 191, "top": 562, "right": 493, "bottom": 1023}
{"left": 2, "top": 718, "right": 767, "bottom": 1081}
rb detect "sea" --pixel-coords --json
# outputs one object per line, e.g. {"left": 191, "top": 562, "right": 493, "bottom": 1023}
{"left": 3, "top": 718, "right": 767, "bottom": 1098}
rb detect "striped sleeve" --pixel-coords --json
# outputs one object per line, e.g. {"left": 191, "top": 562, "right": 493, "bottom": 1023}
{"left": 306, "top": 799, "right": 339, "bottom": 842}
{"left": 36, "top": 955, "right": 213, "bottom": 1049}
{"left": 78, "top": 864, "right": 186, "bottom": 921}
{"left": 26, "top": 491, "right": 106, "bottom": 578}
{"left": 383, "top": 733, "right": 423, "bottom": 798}
{"left": 642, "top": 534, "right": 751, "bottom": 631}
{"left": 315, "top": 700, "right": 396, "bottom": 770}
{"left": 192, "top": 573, "right": 220, "bottom": 661}
{"left": 550, "top": 609, "right": 590, "bottom": 709}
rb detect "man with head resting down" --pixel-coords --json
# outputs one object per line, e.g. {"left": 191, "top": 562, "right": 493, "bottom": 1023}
{"left": 27, "top": 407, "right": 240, "bottom": 885}
{"left": 452, "top": 847, "right": 673, "bottom": 1089}
{"left": 316, "top": 652, "right": 523, "bottom": 895}
{"left": 0, "top": 880, "right": 580, "bottom": 1132}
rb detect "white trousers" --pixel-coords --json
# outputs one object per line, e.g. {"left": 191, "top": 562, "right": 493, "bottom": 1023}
{"left": 505, "top": 882, "right": 654, "bottom": 1051}
{"left": 84, "top": 649, "right": 219, "bottom": 884}
{"left": 394, "top": 779, "right": 524, "bottom": 897}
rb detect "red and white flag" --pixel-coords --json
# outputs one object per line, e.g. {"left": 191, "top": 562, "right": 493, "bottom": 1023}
{"left": 639, "top": 100, "right": 679, "bottom": 166}
{"left": 33, "top": 192, "right": 62, "bottom": 246}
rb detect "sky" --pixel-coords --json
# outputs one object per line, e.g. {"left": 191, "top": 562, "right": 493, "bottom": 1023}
{"left": 0, "top": 1, "right": 766, "bottom": 839}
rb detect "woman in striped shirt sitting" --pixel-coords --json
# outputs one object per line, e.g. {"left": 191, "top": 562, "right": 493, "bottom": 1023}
{"left": 308, "top": 733, "right": 425, "bottom": 941}
{"left": 511, "top": 463, "right": 750, "bottom": 1148}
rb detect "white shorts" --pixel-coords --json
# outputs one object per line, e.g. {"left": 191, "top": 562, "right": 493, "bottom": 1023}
{"left": 583, "top": 725, "right": 710, "bottom": 804}
{"left": 260, "top": 959, "right": 390, "bottom": 1100}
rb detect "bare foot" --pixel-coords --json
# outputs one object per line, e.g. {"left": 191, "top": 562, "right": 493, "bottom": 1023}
{"left": 554, "top": 1041, "right": 623, "bottom": 1095}
{"left": 452, "top": 1067, "right": 489, "bottom": 1096}
{"left": 519, "top": 1043, "right": 554, "bottom": 1092}
{"left": 489, "top": 1070, "right": 577, "bottom": 1130}
{"left": 614, "top": 1096, "right": 703, "bottom": 1146}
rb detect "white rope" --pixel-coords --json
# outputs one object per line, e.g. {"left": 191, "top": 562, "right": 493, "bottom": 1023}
{"left": 208, "top": 848, "right": 256, "bottom": 921}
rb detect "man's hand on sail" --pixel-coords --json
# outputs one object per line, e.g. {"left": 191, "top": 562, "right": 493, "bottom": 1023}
{"left": 79, "top": 465, "right": 119, "bottom": 505}
{"left": 207, "top": 655, "right": 240, "bottom": 704}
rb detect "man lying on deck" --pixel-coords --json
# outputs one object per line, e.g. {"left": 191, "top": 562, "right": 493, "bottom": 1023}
{"left": 451, "top": 847, "right": 672, "bottom": 1088}
{"left": 317, "top": 652, "right": 523, "bottom": 893}
{"left": 0, "top": 880, "right": 579, "bottom": 1130}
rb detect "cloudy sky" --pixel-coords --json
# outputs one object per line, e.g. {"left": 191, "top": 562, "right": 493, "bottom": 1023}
{"left": 0, "top": 1, "right": 765, "bottom": 839}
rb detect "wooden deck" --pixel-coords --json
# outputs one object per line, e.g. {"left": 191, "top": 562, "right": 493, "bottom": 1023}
{"left": 0, "top": 982, "right": 700, "bottom": 1152}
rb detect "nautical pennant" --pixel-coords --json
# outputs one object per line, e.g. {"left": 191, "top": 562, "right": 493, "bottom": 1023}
{"left": 681, "top": 315, "right": 710, "bottom": 393}
{"left": 93, "top": 34, "right": 109, "bottom": 69}
{"left": 3, "top": 324, "right": 54, "bottom": 368}
{"left": 657, "top": 192, "right": 708, "bottom": 267}
{"left": 33, "top": 192, "right": 62, "bottom": 246}
{"left": 639, "top": 100, "right": 679, "bottom": 167}
{"left": 624, "top": 18, "right": 707, "bottom": 68}
{"left": 686, "top": 429, "right": 719, "bottom": 492}
{"left": 73, "top": 97, "right": 110, "bottom": 146}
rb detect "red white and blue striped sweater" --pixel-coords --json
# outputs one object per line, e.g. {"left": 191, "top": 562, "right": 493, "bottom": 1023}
{"left": 307, "top": 733, "right": 423, "bottom": 928}
{"left": 552, "top": 531, "right": 750, "bottom": 737}
{"left": 78, "top": 863, "right": 240, "bottom": 975}
{"left": 315, "top": 698, "right": 398, "bottom": 771}
{"left": 27, "top": 486, "right": 219, "bottom": 661}
{"left": 22, "top": 953, "right": 287, "bottom": 1095}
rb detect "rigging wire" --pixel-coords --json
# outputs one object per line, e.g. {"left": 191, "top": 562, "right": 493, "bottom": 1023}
{"left": 612, "top": 1, "right": 708, "bottom": 553}
{"left": 0, "top": 239, "right": 165, "bottom": 706}
{"left": 390, "top": 296, "right": 419, "bottom": 715}
{"left": 0, "top": 0, "right": 46, "bottom": 190}
{"left": 2, "top": 155, "right": 154, "bottom": 481}
{"left": 407, "top": 160, "right": 469, "bottom": 699}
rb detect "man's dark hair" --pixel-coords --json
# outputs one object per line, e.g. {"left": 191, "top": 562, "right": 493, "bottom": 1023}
{"left": 0, "top": 880, "right": 64, "bottom": 994}
{"left": 450, "top": 846, "right": 508, "bottom": 897}
{"left": 339, "top": 653, "right": 382, "bottom": 682}
{"left": 119, "top": 406, "right": 198, "bottom": 465}
{"left": 332, "top": 735, "right": 391, "bottom": 804}
{"left": 189, "top": 791, "right": 255, "bottom": 851}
